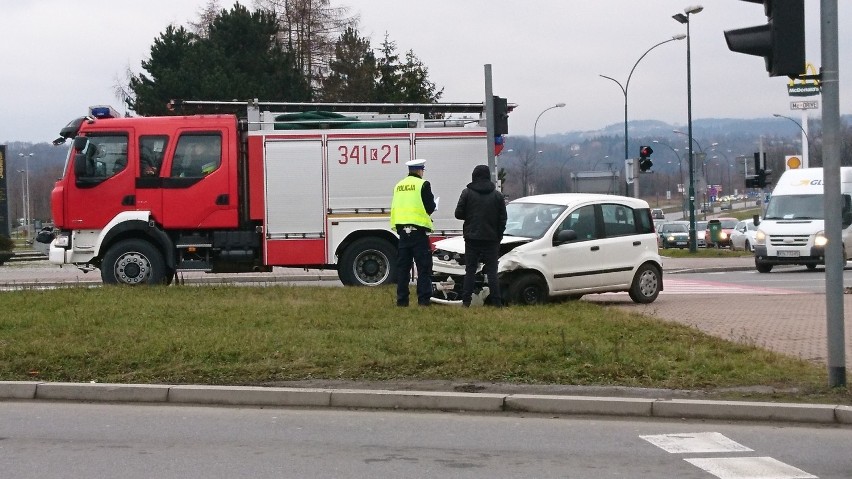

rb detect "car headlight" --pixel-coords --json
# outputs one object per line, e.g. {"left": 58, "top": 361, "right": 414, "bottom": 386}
{"left": 433, "top": 249, "right": 463, "bottom": 263}
{"left": 755, "top": 229, "right": 766, "bottom": 245}
{"left": 719, "top": 231, "right": 728, "bottom": 240}
{"left": 814, "top": 231, "right": 828, "bottom": 247}
{"left": 666, "top": 234, "right": 675, "bottom": 242}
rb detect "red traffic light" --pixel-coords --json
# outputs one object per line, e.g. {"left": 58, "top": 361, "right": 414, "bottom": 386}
{"left": 639, "top": 146, "right": 653, "bottom": 158}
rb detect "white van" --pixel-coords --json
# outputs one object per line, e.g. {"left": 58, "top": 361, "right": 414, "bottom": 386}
{"left": 753, "top": 167, "right": 852, "bottom": 273}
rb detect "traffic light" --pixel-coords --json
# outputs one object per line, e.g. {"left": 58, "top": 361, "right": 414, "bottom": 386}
{"left": 492, "top": 96, "right": 509, "bottom": 135}
{"left": 723, "top": 0, "right": 805, "bottom": 78}
{"left": 757, "top": 168, "right": 772, "bottom": 188}
{"left": 745, "top": 175, "right": 760, "bottom": 188}
{"left": 638, "top": 145, "right": 653, "bottom": 172}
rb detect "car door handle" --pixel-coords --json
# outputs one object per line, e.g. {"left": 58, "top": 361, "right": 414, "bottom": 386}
{"left": 122, "top": 195, "right": 135, "bottom": 206}
{"left": 215, "top": 194, "right": 229, "bottom": 205}
{"left": 590, "top": 246, "right": 600, "bottom": 251}
{"left": 633, "top": 241, "right": 642, "bottom": 246}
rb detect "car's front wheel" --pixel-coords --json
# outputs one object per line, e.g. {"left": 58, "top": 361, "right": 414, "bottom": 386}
{"left": 755, "top": 260, "right": 773, "bottom": 273}
{"left": 628, "top": 263, "right": 661, "bottom": 304}
{"left": 508, "top": 273, "right": 549, "bottom": 305}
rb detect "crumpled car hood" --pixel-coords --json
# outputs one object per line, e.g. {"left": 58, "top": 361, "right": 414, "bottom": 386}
{"left": 433, "top": 235, "right": 532, "bottom": 256}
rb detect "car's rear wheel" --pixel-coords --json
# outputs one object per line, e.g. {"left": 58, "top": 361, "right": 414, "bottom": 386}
{"left": 628, "top": 263, "right": 660, "bottom": 304}
{"left": 509, "top": 273, "right": 549, "bottom": 305}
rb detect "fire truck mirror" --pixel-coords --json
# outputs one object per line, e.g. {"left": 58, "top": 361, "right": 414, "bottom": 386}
{"left": 73, "top": 136, "right": 90, "bottom": 153}
{"left": 73, "top": 153, "right": 91, "bottom": 177}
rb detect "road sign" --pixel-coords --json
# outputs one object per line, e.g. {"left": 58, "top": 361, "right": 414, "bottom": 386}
{"left": 790, "top": 100, "right": 819, "bottom": 110}
{"left": 786, "top": 155, "right": 802, "bottom": 169}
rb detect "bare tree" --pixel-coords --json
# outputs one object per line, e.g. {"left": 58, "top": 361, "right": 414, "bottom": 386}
{"left": 254, "top": 0, "right": 357, "bottom": 92}
{"left": 189, "top": 0, "right": 223, "bottom": 38}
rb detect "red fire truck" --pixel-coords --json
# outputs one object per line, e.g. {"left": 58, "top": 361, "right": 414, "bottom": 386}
{"left": 47, "top": 101, "right": 501, "bottom": 286}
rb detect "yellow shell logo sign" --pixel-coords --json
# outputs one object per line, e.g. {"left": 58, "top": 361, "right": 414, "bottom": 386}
{"left": 786, "top": 156, "right": 802, "bottom": 169}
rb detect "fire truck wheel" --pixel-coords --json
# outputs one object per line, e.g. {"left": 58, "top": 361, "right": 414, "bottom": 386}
{"left": 101, "top": 239, "right": 167, "bottom": 286}
{"left": 339, "top": 238, "right": 396, "bottom": 286}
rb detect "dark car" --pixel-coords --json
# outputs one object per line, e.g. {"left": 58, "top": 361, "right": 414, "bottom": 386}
{"left": 658, "top": 222, "right": 690, "bottom": 249}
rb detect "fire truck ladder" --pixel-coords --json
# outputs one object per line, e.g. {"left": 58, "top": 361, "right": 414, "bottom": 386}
{"left": 168, "top": 99, "right": 500, "bottom": 130}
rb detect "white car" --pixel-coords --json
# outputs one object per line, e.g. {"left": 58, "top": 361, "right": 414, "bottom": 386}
{"left": 730, "top": 219, "right": 759, "bottom": 252}
{"left": 431, "top": 193, "right": 663, "bottom": 306}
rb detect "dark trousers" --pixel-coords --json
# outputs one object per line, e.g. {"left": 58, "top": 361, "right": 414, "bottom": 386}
{"left": 396, "top": 229, "right": 433, "bottom": 306}
{"left": 462, "top": 239, "right": 502, "bottom": 306}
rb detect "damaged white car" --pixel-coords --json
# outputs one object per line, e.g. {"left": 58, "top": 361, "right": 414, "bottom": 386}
{"left": 431, "top": 193, "right": 663, "bottom": 305}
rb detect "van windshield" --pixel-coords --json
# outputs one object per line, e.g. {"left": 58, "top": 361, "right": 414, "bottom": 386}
{"left": 764, "top": 194, "right": 823, "bottom": 220}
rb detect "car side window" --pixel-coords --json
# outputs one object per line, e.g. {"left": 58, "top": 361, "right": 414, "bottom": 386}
{"left": 559, "top": 205, "right": 597, "bottom": 241}
{"left": 636, "top": 208, "right": 653, "bottom": 234}
{"left": 602, "top": 204, "right": 636, "bottom": 237}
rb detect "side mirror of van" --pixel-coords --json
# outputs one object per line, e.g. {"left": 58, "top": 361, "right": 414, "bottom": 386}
{"left": 752, "top": 214, "right": 760, "bottom": 227}
{"left": 842, "top": 196, "right": 852, "bottom": 228}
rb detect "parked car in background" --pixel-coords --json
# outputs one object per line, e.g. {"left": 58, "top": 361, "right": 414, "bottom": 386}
{"left": 431, "top": 193, "right": 663, "bottom": 306}
{"left": 695, "top": 220, "right": 708, "bottom": 247}
{"left": 651, "top": 208, "right": 665, "bottom": 220}
{"left": 657, "top": 221, "right": 690, "bottom": 249}
{"left": 730, "top": 218, "right": 759, "bottom": 252}
{"left": 705, "top": 217, "right": 739, "bottom": 248}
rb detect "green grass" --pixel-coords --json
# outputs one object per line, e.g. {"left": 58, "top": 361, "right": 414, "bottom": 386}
{"left": 2, "top": 285, "right": 847, "bottom": 404}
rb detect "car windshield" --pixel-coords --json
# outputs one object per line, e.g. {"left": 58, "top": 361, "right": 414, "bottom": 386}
{"left": 720, "top": 219, "right": 739, "bottom": 229}
{"left": 504, "top": 202, "right": 567, "bottom": 239}
{"left": 696, "top": 221, "right": 708, "bottom": 230}
{"left": 662, "top": 224, "right": 688, "bottom": 233}
{"left": 764, "top": 194, "right": 823, "bottom": 220}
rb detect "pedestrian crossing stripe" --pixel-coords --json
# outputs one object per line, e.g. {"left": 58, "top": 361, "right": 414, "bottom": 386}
{"left": 661, "top": 278, "right": 804, "bottom": 295}
{"left": 641, "top": 432, "right": 817, "bottom": 479}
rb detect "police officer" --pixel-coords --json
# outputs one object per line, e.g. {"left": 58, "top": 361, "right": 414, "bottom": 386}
{"left": 390, "top": 159, "right": 436, "bottom": 307}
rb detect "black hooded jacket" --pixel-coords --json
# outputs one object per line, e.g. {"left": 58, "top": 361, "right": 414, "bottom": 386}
{"left": 454, "top": 165, "right": 507, "bottom": 241}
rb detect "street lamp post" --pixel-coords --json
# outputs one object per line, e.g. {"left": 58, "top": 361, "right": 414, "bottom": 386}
{"left": 528, "top": 103, "right": 566, "bottom": 196}
{"left": 711, "top": 145, "right": 734, "bottom": 194}
{"left": 600, "top": 34, "right": 685, "bottom": 198}
{"left": 773, "top": 113, "right": 812, "bottom": 167}
{"left": 653, "top": 140, "right": 684, "bottom": 216}
{"left": 673, "top": 4, "right": 703, "bottom": 252}
{"left": 16, "top": 170, "right": 26, "bottom": 233}
{"left": 559, "top": 153, "right": 580, "bottom": 192}
{"left": 18, "top": 152, "right": 33, "bottom": 237}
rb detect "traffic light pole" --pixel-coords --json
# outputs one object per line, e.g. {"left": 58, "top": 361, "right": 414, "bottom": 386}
{"left": 820, "top": 0, "right": 846, "bottom": 387}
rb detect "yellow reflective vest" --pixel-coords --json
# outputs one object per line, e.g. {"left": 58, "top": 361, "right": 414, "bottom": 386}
{"left": 390, "top": 175, "right": 433, "bottom": 231}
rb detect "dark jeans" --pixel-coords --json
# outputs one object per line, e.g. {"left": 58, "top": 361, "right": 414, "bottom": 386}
{"left": 462, "top": 239, "right": 502, "bottom": 306}
{"left": 396, "top": 228, "right": 433, "bottom": 306}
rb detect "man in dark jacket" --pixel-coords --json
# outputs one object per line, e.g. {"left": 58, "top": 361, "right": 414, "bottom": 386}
{"left": 455, "top": 164, "right": 507, "bottom": 307}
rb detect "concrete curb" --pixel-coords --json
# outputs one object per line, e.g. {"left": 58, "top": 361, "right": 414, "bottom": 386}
{"left": 2, "top": 381, "right": 849, "bottom": 425}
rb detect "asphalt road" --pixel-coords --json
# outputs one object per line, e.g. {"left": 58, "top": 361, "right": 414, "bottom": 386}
{"left": 2, "top": 401, "right": 849, "bottom": 478}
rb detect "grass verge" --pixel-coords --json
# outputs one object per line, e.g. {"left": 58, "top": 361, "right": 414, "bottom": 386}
{"left": 1, "top": 285, "right": 847, "bottom": 403}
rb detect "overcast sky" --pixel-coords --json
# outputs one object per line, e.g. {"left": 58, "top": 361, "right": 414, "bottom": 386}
{"left": 1, "top": 1, "right": 847, "bottom": 144}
